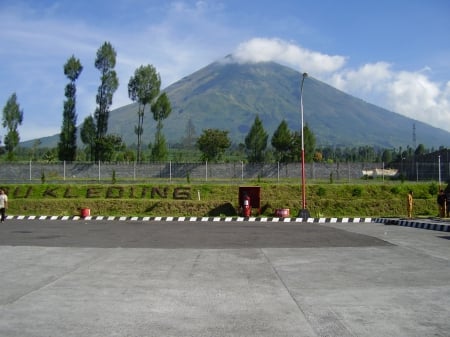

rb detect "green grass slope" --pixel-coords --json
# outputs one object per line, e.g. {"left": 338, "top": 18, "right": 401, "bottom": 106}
{"left": 4, "top": 182, "right": 441, "bottom": 218}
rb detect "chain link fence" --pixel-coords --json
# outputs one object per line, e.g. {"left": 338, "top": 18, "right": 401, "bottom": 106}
{"left": 0, "top": 160, "right": 448, "bottom": 184}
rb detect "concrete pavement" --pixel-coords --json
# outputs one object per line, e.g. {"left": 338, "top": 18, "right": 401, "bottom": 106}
{"left": 0, "top": 218, "right": 449, "bottom": 336}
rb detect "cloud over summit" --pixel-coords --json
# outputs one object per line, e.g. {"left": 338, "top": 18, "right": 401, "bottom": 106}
{"left": 231, "top": 38, "right": 346, "bottom": 75}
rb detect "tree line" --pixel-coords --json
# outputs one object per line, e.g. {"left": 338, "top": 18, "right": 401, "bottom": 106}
{"left": 192, "top": 116, "right": 443, "bottom": 165}
{"left": 2, "top": 41, "right": 445, "bottom": 164}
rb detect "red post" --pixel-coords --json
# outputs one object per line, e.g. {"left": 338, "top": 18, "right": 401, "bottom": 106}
{"left": 298, "top": 72, "right": 310, "bottom": 220}
{"left": 301, "top": 148, "right": 306, "bottom": 210}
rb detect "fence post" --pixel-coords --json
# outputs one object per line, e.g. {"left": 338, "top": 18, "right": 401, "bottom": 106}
{"left": 348, "top": 162, "right": 350, "bottom": 182}
{"left": 416, "top": 162, "right": 419, "bottom": 182}
{"left": 277, "top": 162, "right": 280, "bottom": 182}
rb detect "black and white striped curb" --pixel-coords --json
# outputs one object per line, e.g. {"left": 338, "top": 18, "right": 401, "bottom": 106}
{"left": 374, "top": 217, "right": 450, "bottom": 232}
{"left": 5, "top": 215, "right": 450, "bottom": 232}
{"left": 5, "top": 215, "right": 373, "bottom": 223}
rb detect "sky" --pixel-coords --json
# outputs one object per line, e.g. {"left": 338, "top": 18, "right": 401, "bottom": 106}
{"left": 1, "top": 0, "right": 449, "bottom": 142}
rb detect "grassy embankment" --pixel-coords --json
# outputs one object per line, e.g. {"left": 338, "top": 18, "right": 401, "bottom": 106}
{"left": 3, "top": 179, "right": 442, "bottom": 218}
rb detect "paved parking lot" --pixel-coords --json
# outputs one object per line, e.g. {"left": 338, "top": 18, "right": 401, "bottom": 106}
{"left": 0, "top": 219, "right": 449, "bottom": 336}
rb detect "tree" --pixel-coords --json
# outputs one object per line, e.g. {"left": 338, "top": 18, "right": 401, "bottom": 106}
{"left": 415, "top": 144, "right": 426, "bottom": 156}
{"left": 381, "top": 149, "right": 393, "bottom": 163}
{"left": 290, "top": 125, "right": 316, "bottom": 162}
{"left": 302, "top": 125, "right": 316, "bottom": 162}
{"left": 151, "top": 93, "right": 171, "bottom": 125}
{"left": 245, "top": 115, "right": 268, "bottom": 163}
{"left": 150, "top": 133, "right": 168, "bottom": 161}
{"left": 80, "top": 115, "right": 96, "bottom": 161}
{"left": 150, "top": 93, "right": 172, "bottom": 161}
{"left": 95, "top": 134, "right": 126, "bottom": 162}
{"left": 197, "top": 129, "right": 231, "bottom": 162}
{"left": 271, "top": 120, "right": 292, "bottom": 163}
{"left": 94, "top": 42, "right": 119, "bottom": 161}
{"left": 58, "top": 55, "right": 83, "bottom": 161}
{"left": 128, "top": 65, "right": 161, "bottom": 162}
{"left": 2, "top": 93, "right": 23, "bottom": 160}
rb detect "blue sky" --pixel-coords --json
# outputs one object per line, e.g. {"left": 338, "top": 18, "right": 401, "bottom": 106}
{"left": 1, "top": 0, "right": 449, "bottom": 142}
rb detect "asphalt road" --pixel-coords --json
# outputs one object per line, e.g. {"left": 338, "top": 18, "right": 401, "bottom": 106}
{"left": 0, "top": 219, "right": 390, "bottom": 248}
{"left": 0, "top": 219, "right": 449, "bottom": 337}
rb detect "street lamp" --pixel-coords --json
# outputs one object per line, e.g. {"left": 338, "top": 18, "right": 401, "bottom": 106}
{"left": 298, "top": 72, "right": 310, "bottom": 220}
{"left": 438, "top": 155, "right": 441, "bottom": 188}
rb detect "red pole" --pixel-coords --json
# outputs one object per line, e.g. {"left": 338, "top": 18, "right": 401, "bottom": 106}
{"left": 299, "top": 72, "right": 309, "bottom": 220}
{"left": 301, "top": 148, "right": 306, "bottom": 209}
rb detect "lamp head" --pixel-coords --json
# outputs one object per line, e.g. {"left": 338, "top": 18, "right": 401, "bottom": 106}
{"left": 302, "top": 72, "right": 308, "bottom": 78}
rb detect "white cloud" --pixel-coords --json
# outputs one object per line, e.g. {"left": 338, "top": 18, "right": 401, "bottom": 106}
{"left": 231, "top": 38, "right": 347, "bottom": 74}
{"left": 386, "top": 72, "right": 450, "bottom": 128}
{"left": 329, "top": 62, "right": 393, "bottom": 94}
{"left": 327, "top": 62, "right": 450, "bottom": 132}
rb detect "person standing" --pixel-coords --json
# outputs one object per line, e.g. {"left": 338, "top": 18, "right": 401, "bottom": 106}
{"left": 446, "top": 189, "right": 450, "bottom": 217}
{"left": 437, "top": 189, "right": 447, "bottom": 218}
{"left": 407, "top": 190, "right": 413, "bottom": 219}
{"left": 0, "top": 189, "right": 7, "bottom": 222}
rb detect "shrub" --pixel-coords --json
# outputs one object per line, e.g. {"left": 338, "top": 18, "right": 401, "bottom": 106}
{"left": 428, "top": 182, "right": 438, "bottom": 196}
{"left": 317, "top": 187, "right": 326, "bottom": 197}
{"left": 352, "top": 187, "right": 362, "bottom": 197}
{"left": 390, "top": 186, "right": 401, "bottom": 195}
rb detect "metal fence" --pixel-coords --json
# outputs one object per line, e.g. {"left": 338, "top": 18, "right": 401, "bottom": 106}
{"left": 0, "top": 160, "right": 448, "bottom": 184}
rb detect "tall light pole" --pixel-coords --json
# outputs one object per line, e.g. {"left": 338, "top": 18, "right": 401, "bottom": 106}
{"left": 438, "top": 155, "right": 441, "bottom": 188}
{"left": 299, "top": 72, "right": 310, "bottom": 220}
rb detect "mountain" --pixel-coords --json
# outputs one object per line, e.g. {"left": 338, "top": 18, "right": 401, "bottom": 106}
{"left": 25, "top": 59, "right": 450, "bottom": 149}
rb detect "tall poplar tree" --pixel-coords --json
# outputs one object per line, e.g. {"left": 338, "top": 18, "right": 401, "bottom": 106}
{"left": 2, "top": 93, "right": 23, "bottom": 160}
{"left": 150, "top": 93, "right": 171, "bottom": 161}
{"left": 245, "top": 115, "right": 268, "bottom": 163}
{"left": 128, "top": 65, "right": 161, "bottom": 162}
{"left": 94, "top": 42, "right": 119, "bottom": 161}
{"left": 58, "top": 55, "right": 83, "bottom": 161}
{"left": 80, "top": 115, "right": 96, "bottom": 161}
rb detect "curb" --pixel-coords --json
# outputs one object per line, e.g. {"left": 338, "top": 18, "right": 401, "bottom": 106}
{"left": 5, "top": 215, "right": 373, "bottom": 223}
{"left": 374, "top": 217, "right": 450, "bottom": 232}
{"left": 6, "top": 215, "right": 450, "bottom": 232}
